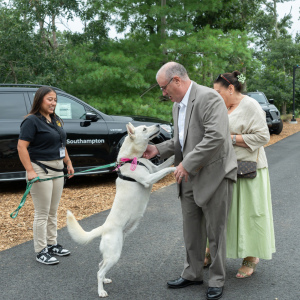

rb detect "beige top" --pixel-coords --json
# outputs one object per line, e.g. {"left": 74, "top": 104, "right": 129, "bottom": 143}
{"left": 229, "top": 95, "right": 270, "bottom": 169}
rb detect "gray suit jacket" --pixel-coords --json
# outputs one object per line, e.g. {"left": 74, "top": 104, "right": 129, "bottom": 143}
{"left": 156, "top": 82, "right": 237, "bottom": 206}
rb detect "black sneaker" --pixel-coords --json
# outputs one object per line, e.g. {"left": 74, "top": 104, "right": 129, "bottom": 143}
{"left": 48, "top": 244, "right": 70, "bottom": 256}
{"left": 36, "top": 247, "right": 59, "bottom": 265}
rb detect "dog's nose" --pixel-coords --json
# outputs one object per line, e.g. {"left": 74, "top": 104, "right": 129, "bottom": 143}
{"left": 156, "top": 124, "right": 160, "bottom": 128}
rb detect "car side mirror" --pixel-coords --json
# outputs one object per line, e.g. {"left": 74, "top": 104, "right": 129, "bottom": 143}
{"left": 86, "top": 111, "right": 98, "bottom": 121}
{"left": 269, "top": 99, "right": 274, "bottom": 104}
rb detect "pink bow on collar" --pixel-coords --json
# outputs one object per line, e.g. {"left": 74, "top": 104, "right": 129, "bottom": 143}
{"left": 114, "top": 157, "right": 138, "bottom": 171}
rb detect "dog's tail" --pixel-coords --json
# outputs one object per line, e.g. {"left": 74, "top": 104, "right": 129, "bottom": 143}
{"left": 66, "top": 210, "right": 103, "bottom": 245}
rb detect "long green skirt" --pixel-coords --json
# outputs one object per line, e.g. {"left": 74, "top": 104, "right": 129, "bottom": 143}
{"left": 226, "top": 168, "right": 276, "bottom": 259}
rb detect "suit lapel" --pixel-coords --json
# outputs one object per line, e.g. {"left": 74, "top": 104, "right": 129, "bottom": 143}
{"left": 182, "top": 82, "right": 196, "bottom": 148}
{"left": 173, "top": 102, "right": 180, "bottom": 126}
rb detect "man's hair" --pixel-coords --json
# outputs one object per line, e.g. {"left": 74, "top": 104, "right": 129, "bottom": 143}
{"left": 157, "top": 62, "right": 189, "bottom": 81}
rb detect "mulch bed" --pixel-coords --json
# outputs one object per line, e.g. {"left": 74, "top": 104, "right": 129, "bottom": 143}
{"left": 1, "top": 118, "right": 300, "bottom": 252}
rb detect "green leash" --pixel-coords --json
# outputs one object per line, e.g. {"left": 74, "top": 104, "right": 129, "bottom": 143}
{"left": 10, "top": 162, "right": 117, "bottom": 219}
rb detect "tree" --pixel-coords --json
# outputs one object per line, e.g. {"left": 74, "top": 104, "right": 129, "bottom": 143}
{"left": 247, "top": 0, "right": 300, "bottom": 114}
{"left": 0, "top": 3, "right": 70, "bottom": 85}
{"left": 59, "top": 0, "right": 256, "bottom": 120}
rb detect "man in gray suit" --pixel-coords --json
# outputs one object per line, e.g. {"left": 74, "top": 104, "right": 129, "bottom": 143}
{"left": 144, "top": 62, "right": 237, "bottom": 300}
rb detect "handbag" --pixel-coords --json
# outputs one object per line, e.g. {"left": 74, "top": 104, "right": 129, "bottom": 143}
{"left": 237, "top": 149, "right": 260, "bottom": 179}
{"left": 237, "top": 161, "right": 257, "bottom": 179}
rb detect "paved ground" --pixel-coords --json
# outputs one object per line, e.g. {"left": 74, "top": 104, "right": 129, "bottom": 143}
{"left": 1, "top": 132, "right": 300, "bottom": 300}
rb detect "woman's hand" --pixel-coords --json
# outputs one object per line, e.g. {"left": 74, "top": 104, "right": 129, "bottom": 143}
{"left": 27, "top": 170, "right": 38, "bottom": 181}
{"left": 64, "top": 149, "right": 74, "bottom": 179}
{"left": 17, "top": 140, "right": 38, "bottom": 181}
{"left": 67, "top": 164, "right": 74, "bottom": 179}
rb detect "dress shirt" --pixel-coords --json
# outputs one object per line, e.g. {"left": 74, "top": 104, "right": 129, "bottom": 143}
{"left": 178, "top": 82, "right": 193, "bottom": 151}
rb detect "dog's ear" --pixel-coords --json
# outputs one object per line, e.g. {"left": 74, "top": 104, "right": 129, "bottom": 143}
{"left": 126, "top": 123, "right": 135, "bottom": 140}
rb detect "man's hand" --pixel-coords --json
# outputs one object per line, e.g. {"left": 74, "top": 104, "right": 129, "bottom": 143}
{"left": 143, "top": 144, "right": 159, "bottom": 159}
{"left": 174, "top": 163, "right": 189, "bottom": 183}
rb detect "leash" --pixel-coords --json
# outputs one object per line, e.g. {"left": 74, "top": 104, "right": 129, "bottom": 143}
{"left": 10, "top": 162, "right": 117, "bottom": 219}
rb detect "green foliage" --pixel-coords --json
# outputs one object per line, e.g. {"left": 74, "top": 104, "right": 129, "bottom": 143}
{"left": 246, "top": 0, "right": 300, "bottom": 114}
{"left": 0, "top": 2, "right": 73, "bottom": 85}
{"left": 1, "top": 0, "right": 299, "bottom": 121}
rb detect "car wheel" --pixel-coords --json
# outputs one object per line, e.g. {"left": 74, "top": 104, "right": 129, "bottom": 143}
{"left": 272, "top": 119, "right": 283, "bottom": 135}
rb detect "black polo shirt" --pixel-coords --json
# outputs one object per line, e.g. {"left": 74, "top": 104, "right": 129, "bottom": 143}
{"left": 19, "top": 113, "right": 67, "bottom": 161}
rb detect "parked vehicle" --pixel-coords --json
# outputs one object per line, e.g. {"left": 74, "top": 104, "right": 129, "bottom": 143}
{"left": 247, "top": 91, "right": 283, "bottom": 135}
{"left": 0, "top": 84, "right": 173, "bottom": 182}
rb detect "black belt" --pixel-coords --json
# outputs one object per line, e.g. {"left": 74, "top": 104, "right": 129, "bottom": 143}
{"left": 31, "top": 160, "right": 64, "bottom": 174}
{"left": 116, "top": 160, "right": 149, "bottom": 182}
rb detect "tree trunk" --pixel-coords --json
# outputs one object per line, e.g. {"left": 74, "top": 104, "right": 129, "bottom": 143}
{"left": 9, "top": 61, "right": 17, "bottom": 83}
{"left": 161, "top": 0, "right": 167, "bottom": 59}
{"left": 242, "top": 66, "right": 247, "bottom": 91}
{"left": 210, "top": 61, "right": 213, "bottom": 83}
{"left": 52, "top": 14, "right": 58, "bottom": 49}
{"left": 282, "top": 102, "right": 286, "bottom": 115}
{"left": 39, "top": 19, "right": 46, "bottom": 45}
{"left": 273, "top": 0, "right": 279, "bottom": 39}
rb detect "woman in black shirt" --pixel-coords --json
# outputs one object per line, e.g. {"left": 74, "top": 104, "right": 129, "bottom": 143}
{"left": 18, "top": 86, "right": 74, "bottom": 265}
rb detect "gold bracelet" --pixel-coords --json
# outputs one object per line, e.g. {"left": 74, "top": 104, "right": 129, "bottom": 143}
{"left": 65, "top": 159, "right": 71, "bottom": 164}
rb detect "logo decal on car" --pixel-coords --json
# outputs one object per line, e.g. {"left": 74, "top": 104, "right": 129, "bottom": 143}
{"left": 67, "top": 139, "right": 105, "bottom": 144}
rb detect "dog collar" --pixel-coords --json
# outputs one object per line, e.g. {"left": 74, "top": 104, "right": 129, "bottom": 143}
{"left": 115, "top": 158, "right": 149, "bottom": 182}
{"left": 115, "top": 157, "right": 149, "bottom": 172}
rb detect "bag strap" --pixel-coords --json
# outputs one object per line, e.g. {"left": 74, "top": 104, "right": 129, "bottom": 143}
{"left": 256, "top": 148, "right": 260, "bottom": 163}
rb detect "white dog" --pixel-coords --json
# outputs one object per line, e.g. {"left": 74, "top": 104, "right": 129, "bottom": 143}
{"left": 67, "top": 122, "right": 175, "bottom": 297}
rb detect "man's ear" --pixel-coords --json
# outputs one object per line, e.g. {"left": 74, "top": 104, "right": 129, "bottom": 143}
{"left": 173, "top": 75, "right": 181, "bottom": 85}
{"left": 126, "top": 122, "right": 135, "bottom": 140}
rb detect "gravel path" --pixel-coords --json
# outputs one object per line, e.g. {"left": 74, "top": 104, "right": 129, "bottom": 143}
{"left": 1, "top": 118, "right": 300, "bottom": 252}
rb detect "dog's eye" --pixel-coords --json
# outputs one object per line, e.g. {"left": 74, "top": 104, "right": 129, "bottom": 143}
{"left": 143, "top": 128, "right": 147, "bottom": 131}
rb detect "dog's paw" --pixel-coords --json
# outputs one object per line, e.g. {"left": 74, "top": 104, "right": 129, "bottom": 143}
{"left": 103, "top": 278, "right": 112, "bottom": 284}
{"left": 98, "top": 290, "right": 108, "bottom": 298}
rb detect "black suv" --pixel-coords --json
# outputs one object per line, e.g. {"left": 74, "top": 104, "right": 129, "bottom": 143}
{"left": 0, "top": 84, "right": 173, "bottom": 182}
{"left": 247, "top": 91, "right": 283, "bottom": 135}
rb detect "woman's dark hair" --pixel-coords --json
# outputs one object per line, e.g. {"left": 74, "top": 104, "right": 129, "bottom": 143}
{"left": 29, "top": 86, "right": 56, "bottom": 115}
{"left": 214, "top": 70, "right": 244, "bottom": 92}
{"left": 28, "top": 86, "right": 57, "bottom": 117}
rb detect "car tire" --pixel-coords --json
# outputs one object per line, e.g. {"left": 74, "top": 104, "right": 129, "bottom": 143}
{"left": 272, "top": 119, "right": 283, "bottom": 135}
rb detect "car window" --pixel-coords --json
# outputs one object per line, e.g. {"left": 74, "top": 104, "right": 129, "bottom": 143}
{"left": 248, "top": 93, "right": 267, "bottom": 104}
{"left": 30, "top": 92, "right": 87, "bottom": 120}
{"left": 0, "top": 93, "right": 27, "bottom": 119}
{"left": 55, "top": 94, "right": 87, "bottom": 120}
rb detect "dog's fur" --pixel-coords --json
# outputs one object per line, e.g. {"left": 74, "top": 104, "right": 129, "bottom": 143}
{"left": 67, "top": 122, "right": 175, "bottom": 297}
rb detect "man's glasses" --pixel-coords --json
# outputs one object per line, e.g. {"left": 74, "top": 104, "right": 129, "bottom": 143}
{"left": 217, "top": 74, "right": 232, "bottom": 85}
{"left": 160, "top": 78, "right": 173, "bottom": 91}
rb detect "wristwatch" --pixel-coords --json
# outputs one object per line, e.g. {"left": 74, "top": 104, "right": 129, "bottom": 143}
{"left": 232, "top": 135, "right": 236, "bottom": 145}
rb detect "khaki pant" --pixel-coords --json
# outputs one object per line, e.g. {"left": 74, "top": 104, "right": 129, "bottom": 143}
{"left": 180, "top": 178, "right": 233, "bottom": 287}
{"left": 27, "top": 160, "right": 64, "bottom": 253}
